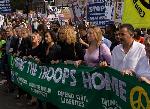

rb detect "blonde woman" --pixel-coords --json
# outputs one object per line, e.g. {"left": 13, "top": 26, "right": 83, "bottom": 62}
{"left": 58, "top": 25, "right": 84, "bottom": 64}
{"left": 83, "top": 26, "right": 111, "bottom": 67}
{"left": 135, "top": 36, "right": 150, "bottom": 84}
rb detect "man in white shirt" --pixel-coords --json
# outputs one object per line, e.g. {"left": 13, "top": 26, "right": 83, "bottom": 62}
{"left": 135, "top": 36, "right": 150, "bottom": 84}
{"left": 110, "top": 24, "right": 146, "bottom": 74}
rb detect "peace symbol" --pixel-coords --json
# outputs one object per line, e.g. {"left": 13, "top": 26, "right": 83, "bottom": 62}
{"left": 140, "top": 0, "right": 150, "bottom": 9}
{"left": 130, "top": 86, "right": 150, "bottom": 109}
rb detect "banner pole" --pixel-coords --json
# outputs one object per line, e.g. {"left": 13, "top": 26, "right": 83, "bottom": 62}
{"left": 114, "top": 0, "right": 117, "bottom": 25}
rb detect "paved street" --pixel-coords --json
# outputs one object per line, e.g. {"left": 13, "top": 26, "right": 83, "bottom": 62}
{"left": 0, "top": 76, "right": 36, "bottom": 109}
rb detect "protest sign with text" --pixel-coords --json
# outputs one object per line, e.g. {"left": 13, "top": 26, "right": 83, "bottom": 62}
{"left": 10, "top": 56, "right": 150, "bottom": 109}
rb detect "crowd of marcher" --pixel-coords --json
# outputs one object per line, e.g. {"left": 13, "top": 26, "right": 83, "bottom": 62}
{"left": 0, "top": 13, "right": 150, "bottom": 109}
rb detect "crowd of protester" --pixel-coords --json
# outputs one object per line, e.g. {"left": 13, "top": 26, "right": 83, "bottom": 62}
{"left": 0, "top": 13, "right": 150, "bottom": 109}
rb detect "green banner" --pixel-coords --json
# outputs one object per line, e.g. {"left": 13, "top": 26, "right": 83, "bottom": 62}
{"left": 9, "top": 56, "right": 150, "bottom": 109}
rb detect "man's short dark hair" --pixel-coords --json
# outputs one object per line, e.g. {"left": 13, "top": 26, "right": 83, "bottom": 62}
{"left": 78, "top": 24, "right": 86, "bottom": 30}
{"left": 119, "top": 24, "right": 135, "bottom": 34}
{"left": 37, "top": 24, "right": 47, "bottom": 32}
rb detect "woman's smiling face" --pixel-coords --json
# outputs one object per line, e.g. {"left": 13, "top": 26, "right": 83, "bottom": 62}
{"left": 45, "top": 32, "right": 52, "bottom": 44}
